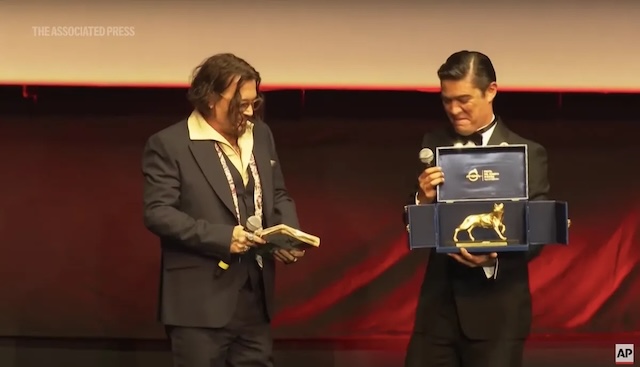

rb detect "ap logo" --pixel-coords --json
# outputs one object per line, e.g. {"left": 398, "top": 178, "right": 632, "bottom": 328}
{"left": 616, "top": 344, "right": 634, "bottom": 365}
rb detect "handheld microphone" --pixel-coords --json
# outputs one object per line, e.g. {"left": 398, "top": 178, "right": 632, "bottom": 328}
{"left": 419, "top": 148, "right": 434, "bottom": 167}
{"left": 216, "top": 215, "right": 262, "bottom": 274}
{"left": 246, "top": 215, "right": 263, "bottom": 233}
{"left": 415, "top": 148, "right": 436, "bottom": 206}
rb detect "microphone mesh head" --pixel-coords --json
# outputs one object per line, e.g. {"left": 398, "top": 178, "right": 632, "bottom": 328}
{"left": 419, "top": 148, "right": 434, "bottom": 164}
{"left": 246, "top": 215, "right": 263, "bottom": 232}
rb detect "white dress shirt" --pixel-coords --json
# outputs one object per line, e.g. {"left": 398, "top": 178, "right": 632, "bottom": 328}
{"left": 416, "top": 116, "right": 499, "bottom": 279}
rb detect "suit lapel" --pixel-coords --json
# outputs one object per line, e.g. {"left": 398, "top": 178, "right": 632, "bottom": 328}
{"left": 188, "top": 141, "right": 237, "bottom": 218}
{"left": 252, "top": 125, "right": 274, "bottom": 218}
{"left": 487, "top": 117, "right": 510, "bottom": 145}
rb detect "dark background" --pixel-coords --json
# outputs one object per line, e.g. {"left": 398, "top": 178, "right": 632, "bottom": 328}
{"left": 1, "top": 86, "right": 639, "bottom": 344}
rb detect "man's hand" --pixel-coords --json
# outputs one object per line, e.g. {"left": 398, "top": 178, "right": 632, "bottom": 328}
{"left": 448, "top": 248, "right": 497, "bottom": 267}
{"left": 273, "top": 248, "right": 305, "bottom": 264}
{"left": 229, "top": 225, "right": 266, "bottom": 254}
{"left": 417, "top": 166, "right": 444, "bottom": 204}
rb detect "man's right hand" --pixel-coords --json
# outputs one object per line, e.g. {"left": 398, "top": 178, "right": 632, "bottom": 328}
{"left": 417, "top": 166, "right": 445, "bottom": 204}
{"left": 229, "top": 225, "right": 266, "bottom": 254}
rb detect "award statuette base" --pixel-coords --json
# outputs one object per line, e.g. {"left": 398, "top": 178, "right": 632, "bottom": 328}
{"left": 455, "top": 241, "right": 508, "bottom": 248}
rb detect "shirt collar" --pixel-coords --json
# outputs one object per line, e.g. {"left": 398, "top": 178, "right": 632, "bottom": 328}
{"left": 187, "top": 110, "right": 254, "bottom": 144}
{"left": 478, "top": 114, "right": 497, "bottom": 142}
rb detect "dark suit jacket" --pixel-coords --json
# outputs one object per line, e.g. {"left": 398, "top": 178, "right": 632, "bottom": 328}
{"left": 409, "top": 118, "right": 550, "bottom": 340}
{"left": 142, "top": 118, "right": 299, "bottom": 329}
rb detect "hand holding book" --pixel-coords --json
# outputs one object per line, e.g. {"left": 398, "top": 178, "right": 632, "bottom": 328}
{"left": 254, "top": 224, "right": 320, "bottom": 254}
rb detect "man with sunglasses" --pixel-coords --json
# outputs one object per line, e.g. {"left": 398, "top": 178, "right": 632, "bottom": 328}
{"left": 142, "top": 53, "right": 304, "bottom": 367}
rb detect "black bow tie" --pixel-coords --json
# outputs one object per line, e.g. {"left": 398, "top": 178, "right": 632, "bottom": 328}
{"left": 453, "top": 118, "right": 497, "bottom": 146}
{"left": 457, "top": 132, "right": 483, "bottom": 146}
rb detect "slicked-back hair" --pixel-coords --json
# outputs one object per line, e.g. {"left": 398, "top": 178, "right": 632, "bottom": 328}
{"left": 437, "top": 50, "right": 496, "bottom": 92}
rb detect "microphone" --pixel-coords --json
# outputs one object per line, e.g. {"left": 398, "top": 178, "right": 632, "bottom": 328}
{"left": 246, "top": 216, "right": 267, "bottom": 268}
{"left": 216, "top": 215, "right": 263, "bottom": 275}
{"left": 419, "top": 148, "right": 434, "bottom": 167}
{"left": 246, "top": 215, "right": 263, "bottom": 233}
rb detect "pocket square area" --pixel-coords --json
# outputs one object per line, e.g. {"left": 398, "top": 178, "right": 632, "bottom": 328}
{"left": 270, "top": 160, "right": 276, "bottom": 167}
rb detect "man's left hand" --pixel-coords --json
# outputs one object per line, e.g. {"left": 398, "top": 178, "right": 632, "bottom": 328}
{"left": 448, "top": 248, "right": 497, "bottom": 267}
{"left": 273, "top": 248, "right": 305, "bottom": 264}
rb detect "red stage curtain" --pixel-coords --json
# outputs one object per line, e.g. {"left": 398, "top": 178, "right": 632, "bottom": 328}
{"left": 0, "top": 117, "right": 638, "bottom": 339}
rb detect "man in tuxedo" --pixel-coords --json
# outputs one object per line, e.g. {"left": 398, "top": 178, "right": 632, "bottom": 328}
{"left": 404, "top": 51, "right": 550, "bottom": 367}
{"left": 142, "top": 53, "right": 305, "bottom": 367}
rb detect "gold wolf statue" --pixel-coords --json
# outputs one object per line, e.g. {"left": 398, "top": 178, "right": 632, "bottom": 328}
{"left": 453, "top": 202, "right": 507, "bottom": 242}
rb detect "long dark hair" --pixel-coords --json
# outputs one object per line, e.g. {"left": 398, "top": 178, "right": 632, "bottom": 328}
{"left": 187, "top": 53, "right": 263, "bottom": 123}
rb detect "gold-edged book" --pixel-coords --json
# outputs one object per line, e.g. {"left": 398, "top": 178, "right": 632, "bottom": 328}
{"left": 256, "top": 224, "right": 320, "bottom": 250}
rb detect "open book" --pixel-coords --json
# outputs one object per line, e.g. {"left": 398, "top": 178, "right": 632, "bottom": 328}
{"left": 255, "top": 224, "right": 320, "bottom": 253}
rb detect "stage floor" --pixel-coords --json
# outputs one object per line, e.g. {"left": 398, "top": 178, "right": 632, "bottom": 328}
{"left": 0, "top": 338, "right": 636, "bottom": 367}
{"left": 276, "top": 346, "right": 611, "bottom": 367}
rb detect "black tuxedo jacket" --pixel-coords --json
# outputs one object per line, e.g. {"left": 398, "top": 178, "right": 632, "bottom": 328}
{"left": 409, "top": 118, "right": 550, "bottom": 340}
{"left": 142, "top": 118, "right": 299, "bottom": 328}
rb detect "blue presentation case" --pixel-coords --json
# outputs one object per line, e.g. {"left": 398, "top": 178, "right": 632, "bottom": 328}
{"left": 406, "top": 144, "right": 569, "bottom": 254}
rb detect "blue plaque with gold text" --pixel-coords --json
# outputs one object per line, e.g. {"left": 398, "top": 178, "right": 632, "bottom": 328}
{"left": 437, "top": 145, "right": 528, "bottom": 202}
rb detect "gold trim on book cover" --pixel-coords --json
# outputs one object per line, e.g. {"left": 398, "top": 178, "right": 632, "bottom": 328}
{"left": 258, "top": 224, "right": 320, "bottom": 247}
